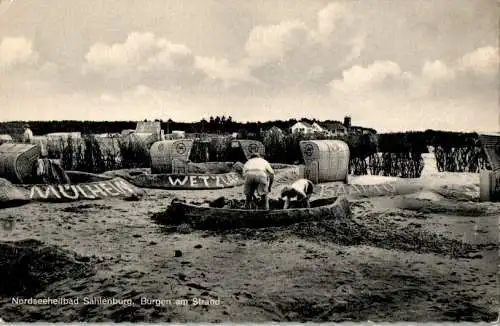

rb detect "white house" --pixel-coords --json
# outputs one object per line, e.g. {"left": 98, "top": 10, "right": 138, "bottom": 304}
{"left": 291, "top": 121, "right": 331, "bottom": 135}
{"left": 291, "top": 121, "right": 314, "bottom": 134}
{"left": 311, "top": 122, "right": 326, "bottom": 133}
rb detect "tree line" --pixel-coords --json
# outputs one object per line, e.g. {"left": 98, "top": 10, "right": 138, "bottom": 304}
{"left": 0, "top": 119, "right": 486, "bottom": 152}
{"left": 0, "top": 117, "right": 370, "bottom": 137}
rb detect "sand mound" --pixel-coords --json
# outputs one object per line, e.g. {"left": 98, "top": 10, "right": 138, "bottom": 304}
{"left": 0, "top": 239, "right": 93, "bottom": 297}
{"left": 204, "top": 205, "right": 489, "bottom": 258}
{"left": 396, "top": 197, "right": 500, "bottom": 217}
{"left": 289, "top": 216, "right": 488, "bottom": 258}
{"left": 0, "top": 178, "right": 30, "bottom": 209}
{"left": 262, "top": 220, "right": 482, "bottom": 258}
{"left": 405, "top": 190, "right": 444, "bottom": 201}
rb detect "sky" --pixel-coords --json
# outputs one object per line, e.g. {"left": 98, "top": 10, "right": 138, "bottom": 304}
{"left": 0, "top": 0, "right": 498, "bottom": 132}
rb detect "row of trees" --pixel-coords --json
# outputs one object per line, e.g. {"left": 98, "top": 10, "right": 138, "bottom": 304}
{"left": 0, "top": 120, "right": 485, "bottom": 147}
{"left": 0, "top": 118, "right": 358, "bottom": 137}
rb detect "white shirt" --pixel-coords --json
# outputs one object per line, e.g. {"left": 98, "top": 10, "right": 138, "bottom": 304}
{"left": 243, "top": 157, "right": 274, "bottom": 176}
{"left": 283, "top": 179, "right": 314, "bottom": 198}
{"left": 23, "top": 129, "right": 33, "bottom": 142}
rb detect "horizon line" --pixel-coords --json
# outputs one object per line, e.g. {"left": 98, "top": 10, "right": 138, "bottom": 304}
{"left": 0, "top": 119, "right": 492, "bottom": 134}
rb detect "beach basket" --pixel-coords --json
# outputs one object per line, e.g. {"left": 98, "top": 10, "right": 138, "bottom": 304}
{"left": 134, "top": 133, "right": 156, "bottom": 144}
{"left": 232, "top": 140, "right": 266, "bottom": 160}
{"left": 150, "top": 139, "right": 194, "bottom": 174}
{"left": 299, "top": 140, "right": 350, "bottom": 184}
{"left": 96, "top": 136, "right": 121, "bottom": 157}
{"left": 172, "top": 158, "right": 188, "bottom": 174}
{"left": 135, "top": 121, "right": 162, "bottom": 143}
{"left": 478, "top": 133, "right": 500, "bottom": 171}
{"left": 136, "top": 121, "right": 161, "bottom": 134}
{"left": 46, "top": 132, "right": 82, "bottom": 140}
{"left": 30, "top": 136, "right": 48, "bottom": 156}
{"left": 478, "top": 133, "right": 500, "bottom": 201}
{"left": 46, "top": 133, "right": 82, "bottom": 154}
{"left": 121, "top": 129, "right": 135, "bottom": 136}
{"left": 0, "top": 143, "right": 41, "bottom": 183}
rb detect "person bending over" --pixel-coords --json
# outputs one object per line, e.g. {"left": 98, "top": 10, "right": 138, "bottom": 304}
{"left": 242, "top": 153, "right": 274, "bottom": 210}
{"left": 280, "top": 178, "right": 314, "bottom": 209}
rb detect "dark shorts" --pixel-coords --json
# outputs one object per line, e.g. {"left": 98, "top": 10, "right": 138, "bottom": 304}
{"left": 244, "top": 172, "right": 269, "bottom": 197}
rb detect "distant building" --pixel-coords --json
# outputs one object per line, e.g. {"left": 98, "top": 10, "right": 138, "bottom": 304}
{"left": 293, "top": 121, "right": 328, "bottom": 134}
{"left": 311, "top": 122, "right": 325, "bottom": 133}
{"left": 323, "top": 121, "right": 347, "bottom": 136}
{"left": 341, "top": 116, "right": 376, "bottom": 135}
{"left": 292, "top": 116, "right": 375, "bottom": 136}
{"left": 347, "top": 126, "right": 376, "bottom": 135}
{"left": 344, "top": 116, "right": 352, "bottom": 130}
{"left": 291, "top": 121, "right": 313, "bottom": 134}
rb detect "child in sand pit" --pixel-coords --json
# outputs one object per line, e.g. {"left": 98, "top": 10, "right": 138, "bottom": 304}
{"left": 280, "top": 178, "right": 314, "bottom": 209}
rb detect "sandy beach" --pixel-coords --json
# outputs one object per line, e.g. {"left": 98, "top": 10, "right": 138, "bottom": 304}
{"left": 0, "top": 154, "right": 498, "bottom": 322}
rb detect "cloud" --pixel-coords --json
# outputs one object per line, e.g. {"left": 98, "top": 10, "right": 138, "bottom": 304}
{"left": 85, "top": 32, "right": 195, "bottom": 71}
{"left": 75, "top": 2, "right": 496, "bottom": 96}
{"left": 0, "top": 36, "right": 39, "bottom": 71}
{"left": 0, "top": 36, "right": 62, "bottom": 98}
{"left": 317, "top": 2, "right": 351, "bottom": 36}
{"left": 423, "top": 47, "right": 498, "bottom": 99}
{"left": 331, "top": 45, "right": 498, "bottom": 98}
{"left": 421, "top": 60, "right": 456, "bottom": 82}
{"left": 245, "top": 20, "right": 314, "bottom": 66}
{"left": 458, "top": 46, "right": 498, "bottom": 76}
{"left": 76, "top": 3, "right": 369, "bottom": 94}
{"left": 242, "top": 2, "right": 365, "bottom": 90}
{"left": 330, "top": 60, "right": 415, "bottom": 95}
{"left": 82, "top": 32, "right": 206, "bottom": 92}
{"left": 1, "top": 1, "right": 497, "bottom": 132}
{"left": 327, "top": 45, "right": 498, "bottom": 132}
{"left": 82, "top": 32, "right": 267, "bottom": 94}
{"left": 194, "top": 56, "right": 262, "bottom": 91}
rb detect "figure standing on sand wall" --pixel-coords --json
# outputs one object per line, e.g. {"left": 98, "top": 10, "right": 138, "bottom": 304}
{"left": 22, "top": 124, "right": 33, "bottom": 143}
{"left": 242, "top": 153, "right": 274, "bottom": 210}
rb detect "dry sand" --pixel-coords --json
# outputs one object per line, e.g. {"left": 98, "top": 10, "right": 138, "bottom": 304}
{"left": 0, "top": 155, "right": 498, "bottom": 322}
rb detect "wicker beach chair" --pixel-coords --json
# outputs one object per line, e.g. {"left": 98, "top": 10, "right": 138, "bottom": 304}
{"left": 0, "top": 143, "right": 41, "bottom": 184}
